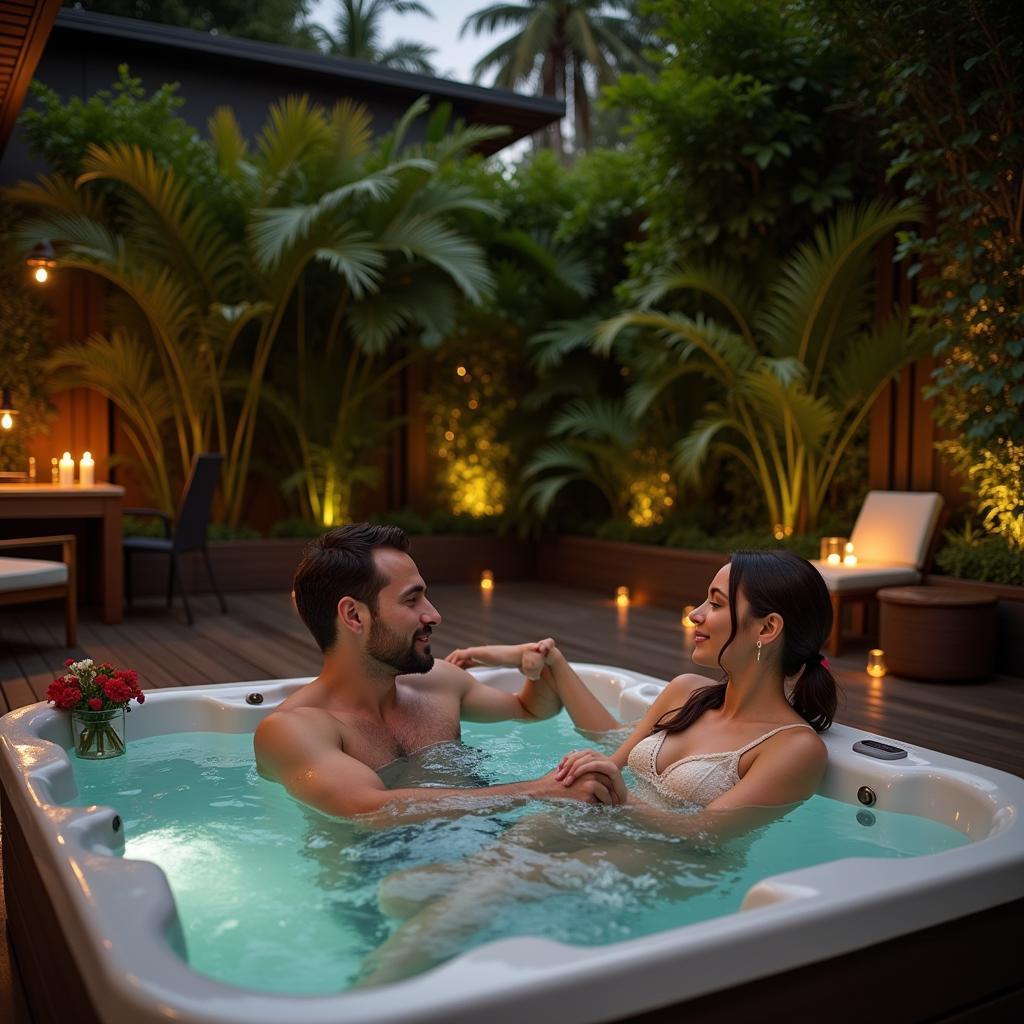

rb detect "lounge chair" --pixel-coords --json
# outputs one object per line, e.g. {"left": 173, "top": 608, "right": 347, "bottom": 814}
{"left": 123, "top": 454, "right": 227, "bottom": 625}
{"left": 812, "top": 490, "right": 944, "bottom": 656}
{"left": 0, "top": 535, "right": 76, "bottom": 646}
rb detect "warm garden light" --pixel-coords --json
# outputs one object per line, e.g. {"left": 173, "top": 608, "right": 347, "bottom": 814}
{"left": 0, "top": 387, "right": 16, "bottom": 430}
{"left": 480, "top": 570, "right": 494, "bottom": 590}
{"left": 681, "top": 605, "right": 696, "bottom": 628}
{"left": 866, "top": 649, "right": 887, "bottom": 678}
{"left": 616, "top": 586, "right": 630, "bottom": 607}
{"left": 26, "top": 240, "right": 57, "bottom": 284}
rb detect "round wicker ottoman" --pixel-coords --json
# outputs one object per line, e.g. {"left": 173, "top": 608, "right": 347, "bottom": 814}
{"left": 877, "top": 586, "right": 998, "bottom": 681}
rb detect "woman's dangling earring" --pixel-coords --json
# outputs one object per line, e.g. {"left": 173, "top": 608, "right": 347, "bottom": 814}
{"left": 756, "top": 639, "right": 762, "bottom": 663}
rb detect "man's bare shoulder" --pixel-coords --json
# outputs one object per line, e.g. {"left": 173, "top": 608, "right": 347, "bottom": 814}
{"left": 404, "top": 657, "right": 473, "bottom": 693}
{"left": 254, "top": 706, "right": 342, "bottom": 775}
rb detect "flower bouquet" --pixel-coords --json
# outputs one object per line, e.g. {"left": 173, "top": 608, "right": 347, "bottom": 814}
{"left": 47, "top": 659, "right": 145, "bottom": 759}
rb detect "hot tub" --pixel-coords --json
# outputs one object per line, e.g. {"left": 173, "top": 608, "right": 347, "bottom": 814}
{"left": 2, "top": 666, "right": 1023, "bottom": 1024}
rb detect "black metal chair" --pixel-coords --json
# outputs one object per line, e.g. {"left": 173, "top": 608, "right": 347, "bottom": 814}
{"left": 123, "top": 454, "right": 227, "bottom": 625}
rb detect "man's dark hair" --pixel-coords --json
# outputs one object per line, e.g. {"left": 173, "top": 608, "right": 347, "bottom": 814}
{"left": 292, "top": 524, "right": 410, "bottom": 652}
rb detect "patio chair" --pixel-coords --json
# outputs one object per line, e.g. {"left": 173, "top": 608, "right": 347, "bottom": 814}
{"left": 123, "top": 454, "right": 227, "bottom": 626}
{"left": 0, "top": 535, "right": 76, "bottom": 646}
{"left": 812, "top": 490, "right": 944, "bottom": 656}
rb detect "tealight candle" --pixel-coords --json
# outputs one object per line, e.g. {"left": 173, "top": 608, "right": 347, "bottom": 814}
{"left": 480, "top": 569, "right": 494, "bottom": 591}
{"left": 58, "top": 451, "right": 75, "bottom": 486}
{"left": 79, "top": 451, "right": 95, "bottom": 487}
{"left": 866, "top": 649, "right": 887, "bottom": 678}
{"left": 820, "top": 536, "right": 847, "bottom": 563}
{"left": 615, "top": 586, "right": 630, "bottom": 608}
{"left": 843, "top": 542, "right": 858, "bottom": 566}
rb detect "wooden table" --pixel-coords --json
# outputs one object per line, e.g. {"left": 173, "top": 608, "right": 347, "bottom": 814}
{"left": 0, "top": 484, "right": 125, "bottom": 624}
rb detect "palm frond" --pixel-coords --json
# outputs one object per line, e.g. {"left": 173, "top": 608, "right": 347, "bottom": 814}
{"left": 529, "top": 315, "right": 602, "bottom": 371}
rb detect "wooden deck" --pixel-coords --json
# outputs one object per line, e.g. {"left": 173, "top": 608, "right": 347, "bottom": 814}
{"left": 2, "top": 582, "right": 1024, "bottom": 1023}
{"left": 2, "top": 582, "right": 1022, "bottom": 777}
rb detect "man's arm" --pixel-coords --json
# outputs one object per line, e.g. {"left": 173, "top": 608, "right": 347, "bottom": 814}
{"left": 446, "top": 640, "right": 619, "bottom": 730}
{"left": 254, "top": 708, "right": 619, "bottom": 824}
{"left": 441, "top": 648, "right": 566, "bottom": 723}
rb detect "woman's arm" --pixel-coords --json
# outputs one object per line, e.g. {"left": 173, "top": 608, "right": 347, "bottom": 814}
{"left": 556, "top": 672, "right": 709, "bottom": 770}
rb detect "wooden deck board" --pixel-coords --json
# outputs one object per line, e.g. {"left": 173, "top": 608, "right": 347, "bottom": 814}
{"left": 1, "top": 583, "right": 1022, "bottom": 776}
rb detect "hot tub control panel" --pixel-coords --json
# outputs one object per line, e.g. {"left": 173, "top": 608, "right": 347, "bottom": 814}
{"left": 853, "top": 739, "right": 908, "bottom": 760}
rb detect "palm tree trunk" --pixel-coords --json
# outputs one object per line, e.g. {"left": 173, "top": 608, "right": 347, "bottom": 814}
{"left": 573, "top": 59, "right": 591, "bottom": 153}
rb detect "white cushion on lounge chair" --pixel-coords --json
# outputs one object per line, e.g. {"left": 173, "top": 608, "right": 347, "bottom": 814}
{"left": 0, "top": 556, "right": 68, "bottom": 592}
{"left": 811, "top": 563, "right": 921, "bottom": 592}
{"left": 848, "top": 490, "right": 944, "bottom": 570}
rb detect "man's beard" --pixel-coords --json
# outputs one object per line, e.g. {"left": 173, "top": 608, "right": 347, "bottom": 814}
{"left": 366, "top": 617, "right": 434, "bottom": 675}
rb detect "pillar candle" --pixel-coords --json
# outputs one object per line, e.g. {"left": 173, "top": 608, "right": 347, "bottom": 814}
{"left": 79, "top": 451, "right": 95, "bottom": 487}
{"left": 58, "top": 451, "right": 75, "bottom": 486}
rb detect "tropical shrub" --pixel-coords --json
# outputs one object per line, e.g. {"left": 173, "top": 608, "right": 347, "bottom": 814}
{"left": 606, "top": 0, "right": 880, "bottom": 284}
{"left": 935, "top": 526, "right": 1024, "bottom": 587}
{"left": 11, "top": 80, "right": 497, "bottom": 526}
{"left": 598, "top": 202, "right": 934, "bottom": 535}
{"left": 817, "top": 0, "right": 1023, "bottom": 566}
{"left": 0, "top": 203, "right": 54, "bottom": 472}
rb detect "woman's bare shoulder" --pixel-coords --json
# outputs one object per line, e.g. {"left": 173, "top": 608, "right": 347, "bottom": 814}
{"left": 663, "top": 672, "right": 716, "bottom": 699}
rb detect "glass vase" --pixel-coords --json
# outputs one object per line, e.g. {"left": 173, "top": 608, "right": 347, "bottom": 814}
{"left": 71, "top": 707, "right": 127, "bottom": 759}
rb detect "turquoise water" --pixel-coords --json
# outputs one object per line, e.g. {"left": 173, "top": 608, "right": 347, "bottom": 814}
{"left": 67, "top": 715, "right": 969, "bottom": 994}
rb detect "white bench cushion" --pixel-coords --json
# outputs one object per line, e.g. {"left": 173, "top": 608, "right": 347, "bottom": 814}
{"left": 811, "top": 561, "right": 921, "bottom": 592}
{"left": 849, "top": 491, "right": 943, "bottom": 570}
{"left": 0, "top": 556, "right": 68, "bottom": 592}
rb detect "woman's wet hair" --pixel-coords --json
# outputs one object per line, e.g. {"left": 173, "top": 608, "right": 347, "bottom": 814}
{"left": 653, "top": 549, "right": 838, "bottom": 734}
{"left": 292, "top": 524, "right": 410, "bottom": 652}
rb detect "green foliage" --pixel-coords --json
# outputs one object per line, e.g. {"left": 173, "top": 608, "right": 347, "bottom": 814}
{"left": 66, "top": 1, "right": 320, "bottom": 48}
{"left": 818, "top": 0, "right": 1023, "bottom": 545}
{"left": 0, "top": 203, "right": 55, "bottom": 471}
{"left": 598, "top": 202, "right": 934, "bottom": 533}
{"left": 606, "top": 0, "right": 878, "bottom": 282}
{"left": 312, "top": 1, "right": 438, "bottom": 74}
{"left": 935, "top": 526, "right": 1024, "bottom": 587}
{"left": 270, "top": 517, "right": 325, "bottom": 538}
{"left": 369, "top": 508, "right": 504, "bottom": 535}
{"left": 20, "top": 67, "right": 240, "bottom": 225}
{"left": 11, "top": 76, "right": 497, "bottom": 527}
{"left": 665, "top": 525, "right": 820, "bottom": 560}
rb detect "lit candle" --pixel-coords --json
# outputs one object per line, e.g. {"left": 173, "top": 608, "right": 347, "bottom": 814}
{"left": 866, "top": 649, "right": 887, "bottom": 678}
{"left": 480, "top": 569, "right": 494, "bottom": 591}
{"left": 843, "top": 541, "right": 858, "bottom": 566}
{"left": 681, "top": 605, "right": 696, "bottom": 628}
{"left": 79, "top": 451, "right": 95, "bottom": 487}
{"left": 616, "top": 586, "right": 630, "bottom": 608}
{"left": 58, "top": 451, "right": 75, "bottom": 486}
{"left": 820, "top": 536, "right": 847, "bottom": 563}
{"left": 826, "top": 552, "right": 842, "bottom": 565}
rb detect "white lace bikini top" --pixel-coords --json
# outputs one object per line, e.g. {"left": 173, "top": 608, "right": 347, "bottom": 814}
{"left": 626, "top": 723, "right": 812, "bottom": 809}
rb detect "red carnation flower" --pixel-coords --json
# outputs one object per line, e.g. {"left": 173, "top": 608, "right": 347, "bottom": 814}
{"left": 64, "top": 658, "right": 75, "bottom": 667}
{"left": 88, "top": 697, "right": 103, "bottom": 711}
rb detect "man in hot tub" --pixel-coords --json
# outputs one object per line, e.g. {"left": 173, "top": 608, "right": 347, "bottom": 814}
{"left": 255, "top": 523, "right": 621, "bottom": 820}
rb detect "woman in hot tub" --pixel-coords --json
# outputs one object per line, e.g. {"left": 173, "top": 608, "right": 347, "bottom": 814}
{"left": 363, "top": 549, "right": 838, "bottom": 983}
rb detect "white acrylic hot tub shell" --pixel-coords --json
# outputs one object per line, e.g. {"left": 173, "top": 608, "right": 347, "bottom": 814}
{"left": 2, "top": 665, "right": 1023, "bottom": 1024}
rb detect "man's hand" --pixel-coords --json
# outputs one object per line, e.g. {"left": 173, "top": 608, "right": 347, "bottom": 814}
{"left": 531, "top": 767, "right": 624, "bottom": 806}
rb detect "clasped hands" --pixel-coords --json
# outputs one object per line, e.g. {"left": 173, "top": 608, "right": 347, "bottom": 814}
{"left": 445, "top": 637, "right": 558, "bottom": 680}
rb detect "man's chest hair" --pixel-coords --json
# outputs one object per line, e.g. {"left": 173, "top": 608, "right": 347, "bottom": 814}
{"left": 346, "top": 688, "right": 459, "bottom": 762}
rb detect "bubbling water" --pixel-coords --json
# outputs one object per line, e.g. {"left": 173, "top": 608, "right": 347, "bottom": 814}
{"left": 68, "top": 715, "right": 967, "bottom": 993}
